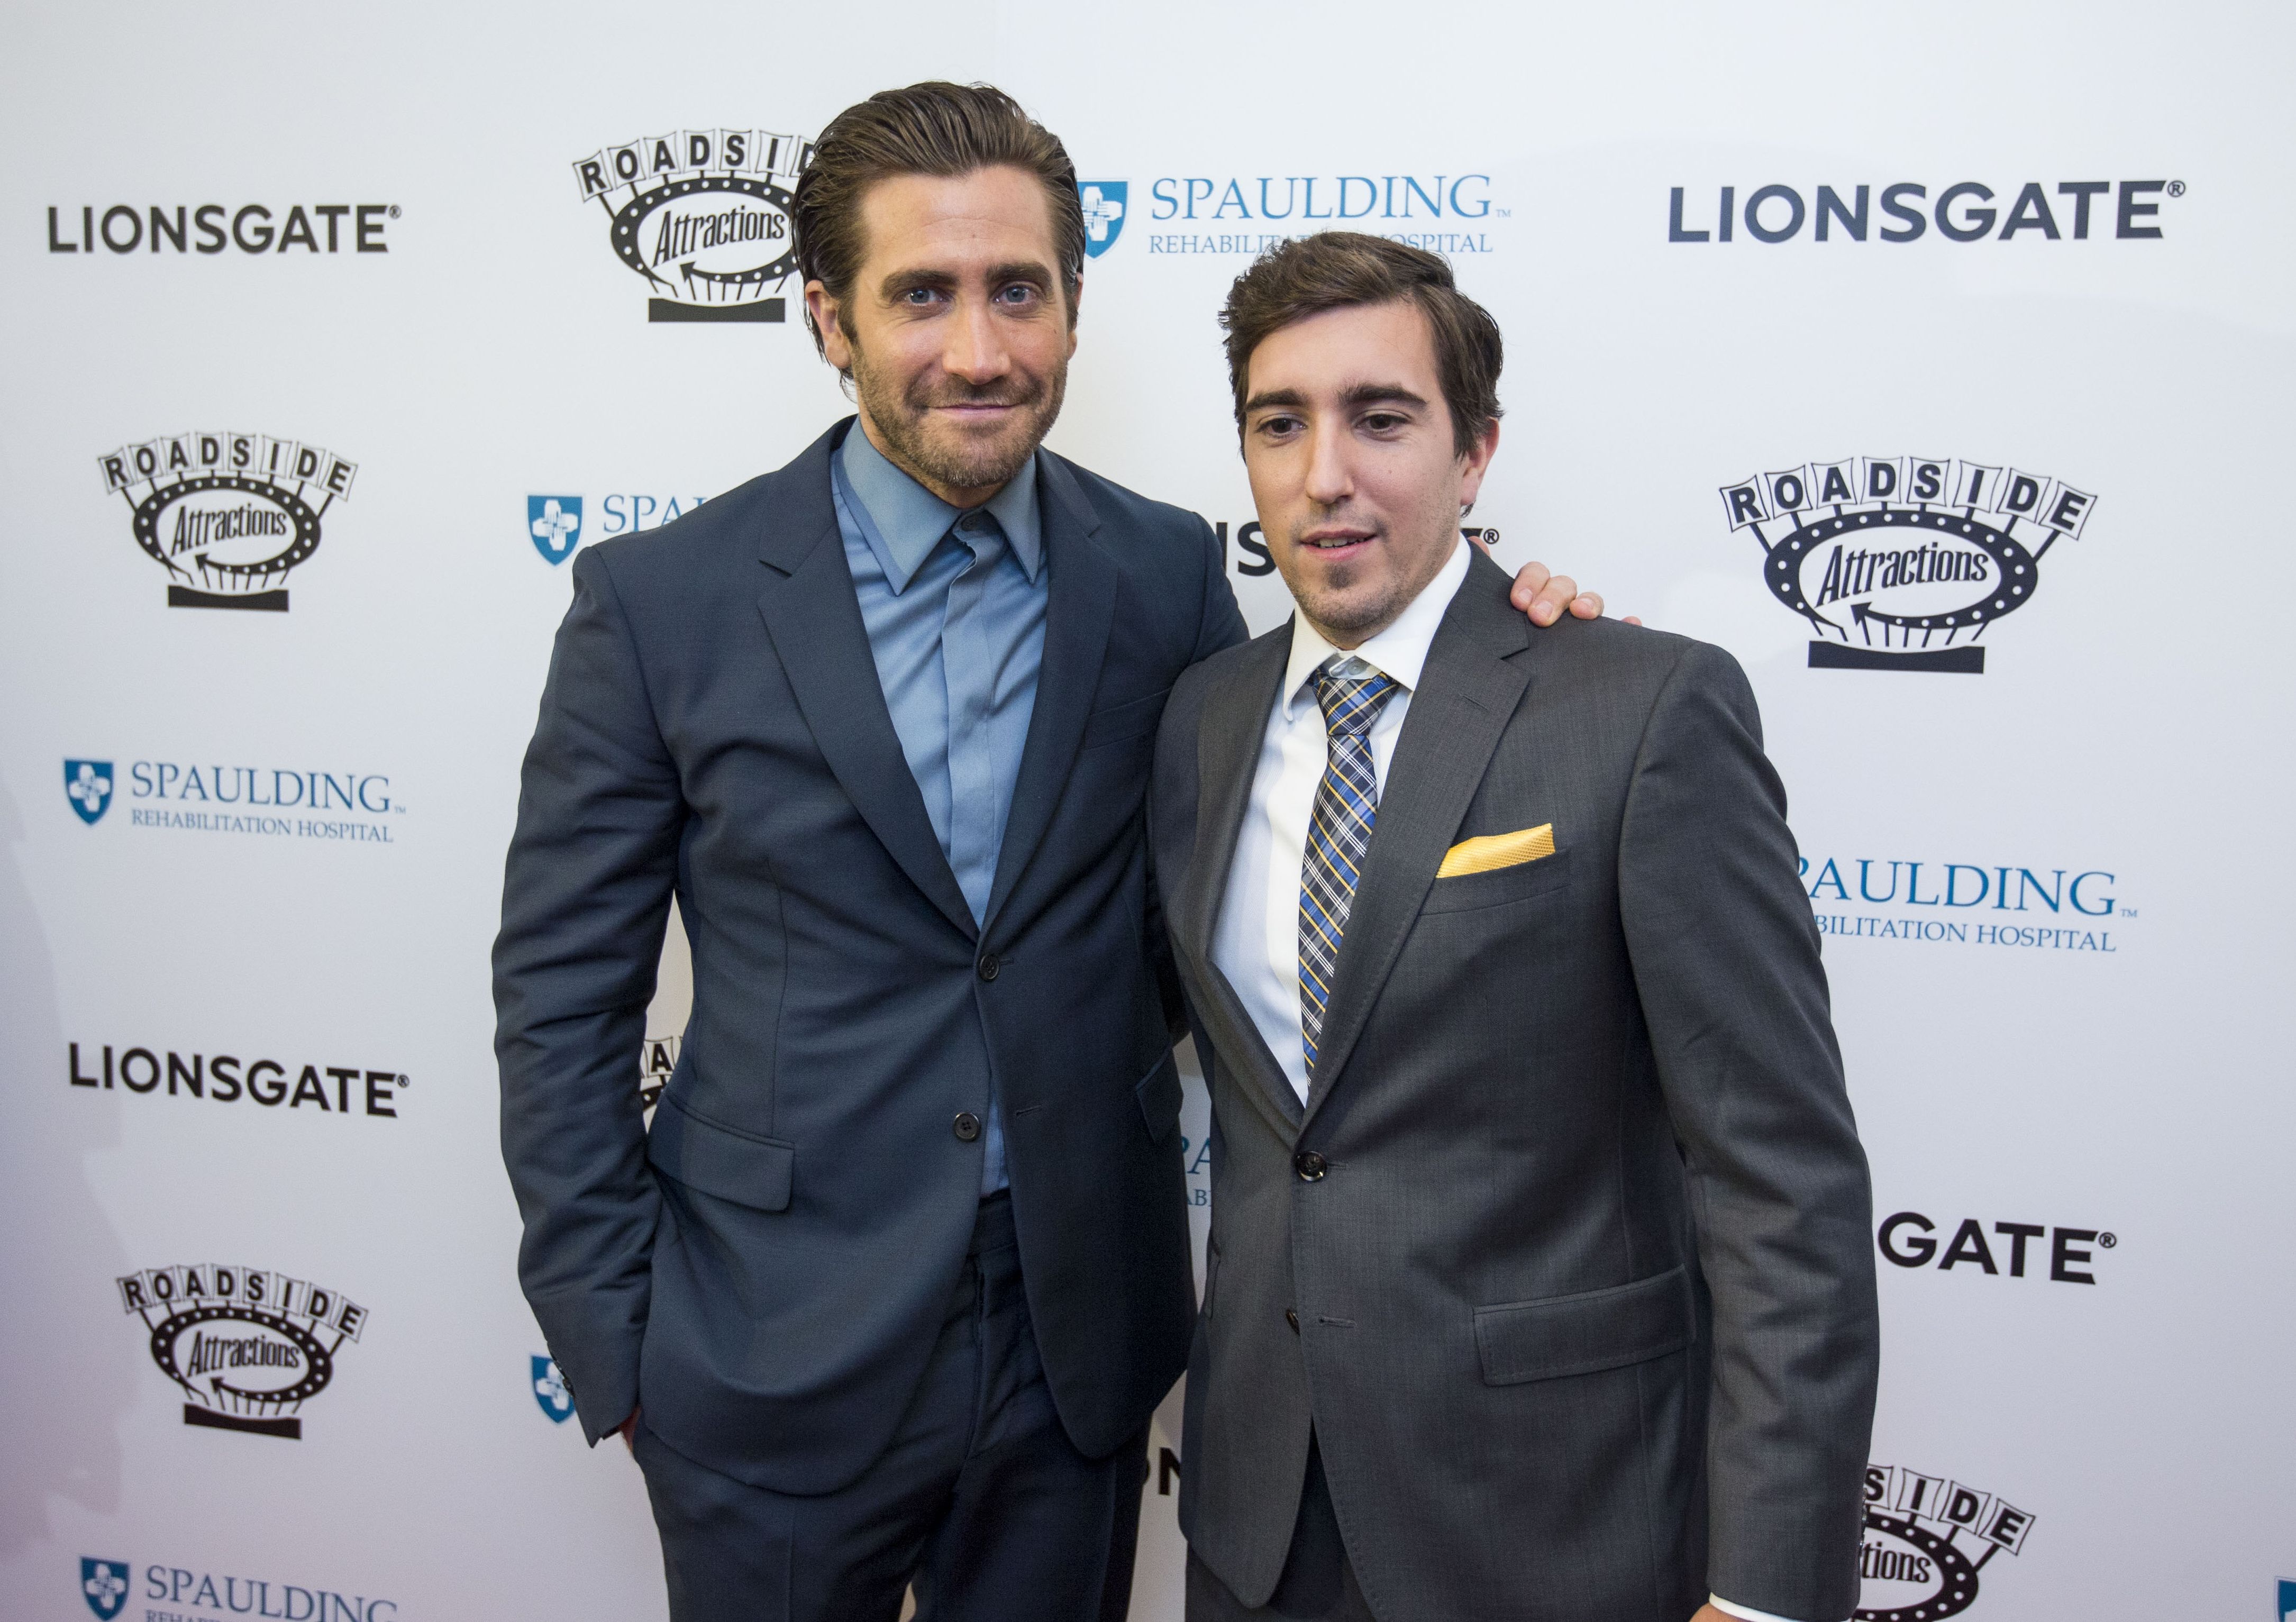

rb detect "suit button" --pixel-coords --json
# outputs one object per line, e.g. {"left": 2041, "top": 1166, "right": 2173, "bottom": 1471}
{"left": 1285, "top": 1309, "right": 1300, "bottom": 1333}
{"left": 1293, "top": 1150, "right": 1327, "bottom": 1182}
{"left": 977, "top": 952, "right": 1001, "bottom": 982}
{"left": 953, "top": 1113, "right": 982, "bottom": 1142}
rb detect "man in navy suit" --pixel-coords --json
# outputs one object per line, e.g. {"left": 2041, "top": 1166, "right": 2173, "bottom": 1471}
{"left": 494, "top": 82, "right": 1602, "bottom": 1622}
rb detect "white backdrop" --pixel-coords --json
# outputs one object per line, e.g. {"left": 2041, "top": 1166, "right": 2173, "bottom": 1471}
{"left": 4, "top": 3, "right": 2292, "bottom": 1619}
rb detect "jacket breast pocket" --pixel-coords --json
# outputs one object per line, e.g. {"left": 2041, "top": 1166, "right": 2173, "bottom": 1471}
{"left": 646, "top": 1093, "right": 795, "bottom": 1213}
{"left": 1420, "top": 844, "right": 1575, "bottom": 916}
{"left": 1081, "top": 687, "right": 1172, "bottom": 750}
{"left": 1473, "top": 1264, "right": 1692, "bottom": 1385}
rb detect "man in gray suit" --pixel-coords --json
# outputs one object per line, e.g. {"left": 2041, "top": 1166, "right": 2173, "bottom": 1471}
{"left": 1152, "top": 233, "right": 1880, "bottom": 1622}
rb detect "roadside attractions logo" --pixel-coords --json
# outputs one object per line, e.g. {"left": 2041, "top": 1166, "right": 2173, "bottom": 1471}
{"left": 69, "top": 1042, "right": 407, "bottom": 1122}
{"left": 573, "top": 128, "right": 810, "bottom": 322}
{"left": 527, "top": 489, "right": 714, "bottom": 564}
{"left": 1669, "top": 178, "right": 2180, "bottom": 245}
{"left": 1860, "top": 1465, "right": 2035, "bottom": 1620}
{"left": 1718, "top": 458, "right": 2095, "bottom": 673}
{"left": 78, "top": 1555, "right": 398, "bottom": 1621}
{"left": 1799, "top": 851, "right": 2127, "bottom": 954}
{"left": 99, "top": 431, "right": 357, "bottom": 612}
{"left": 118, "top": 1264, "right": 368, "bottom": 1440}
{"left": 641, "top": 1032, "right": 679, "bottom": 1114}
{"left": 65, "top": 755, "right": 404, "bottom": 844}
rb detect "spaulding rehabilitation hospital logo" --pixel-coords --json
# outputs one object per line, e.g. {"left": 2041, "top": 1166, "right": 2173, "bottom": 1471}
{"left": 118, "top": 1264, "right": 367, "bottom": 1439}
{"left": 99, "top": 432, "right": 357, "bottom": 612}
{"left": 574, "top": 127, "right": 812, "bottom": 322}
{"left": 1719, "top": 457, "right": 2094, "bottom": 672}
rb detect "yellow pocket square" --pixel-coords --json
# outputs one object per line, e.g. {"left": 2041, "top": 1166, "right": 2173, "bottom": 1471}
{"left": 1436, "top": 824, "right": 1556, "bottom": 879}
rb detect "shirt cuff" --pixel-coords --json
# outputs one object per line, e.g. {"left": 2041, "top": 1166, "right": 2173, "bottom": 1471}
{"left": 1710, "top": 1596, "right": 1825, "bottom": 1622}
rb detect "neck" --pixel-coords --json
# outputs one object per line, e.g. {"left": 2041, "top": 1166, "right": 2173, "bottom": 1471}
{"left": 854, "top": 411, "right": 1005, "bottom": 511}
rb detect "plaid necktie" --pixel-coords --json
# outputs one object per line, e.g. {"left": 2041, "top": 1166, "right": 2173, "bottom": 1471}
{"left": 1299, "top": 658, "right": 1400, "bottom": 1073}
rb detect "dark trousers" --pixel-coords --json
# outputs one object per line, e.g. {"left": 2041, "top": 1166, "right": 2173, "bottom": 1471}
{"left": 635, "top": 1192, "right": 1148, "bottom": 1622}
{"left": 1186, "top": 1436, "right": 1375, "bottom": 1622}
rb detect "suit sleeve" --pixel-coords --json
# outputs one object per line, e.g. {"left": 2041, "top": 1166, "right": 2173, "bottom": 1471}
{"left": 1614, "top": 641, "right": 1879, "bottom": 1622}
{"left": 1148, "top": 521, "right": 1248, "bottom": 1038}
{"left": 493, "top": 544, "right": 684, "bottom": 1445}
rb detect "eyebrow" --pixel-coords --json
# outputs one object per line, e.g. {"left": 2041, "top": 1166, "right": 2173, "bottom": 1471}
{"left": 1242, "top": 381, "right": 1431, "bottom": 415}
{"left": 878, "top": 260, "right": 1055, "bottom": 300}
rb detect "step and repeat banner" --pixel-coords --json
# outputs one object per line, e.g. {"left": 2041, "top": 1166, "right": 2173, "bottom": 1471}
{"left": 4, "top": 3, "right": 2291, "bottom": 1619}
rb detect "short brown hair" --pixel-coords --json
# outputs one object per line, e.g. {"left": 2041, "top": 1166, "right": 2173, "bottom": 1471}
{"left": 1220, "top": 233, "right": 1504, "bottom": 460}
{"left": 792, "top": 82, "right": 1085, "bottom": 361}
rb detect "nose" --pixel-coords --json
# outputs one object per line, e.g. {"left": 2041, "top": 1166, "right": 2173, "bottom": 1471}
{"left": 942, "top": 295, "right": 1011, "bottom": 386}
{"left": 1303, "top": 417, "right": 1353, "bottom": 508}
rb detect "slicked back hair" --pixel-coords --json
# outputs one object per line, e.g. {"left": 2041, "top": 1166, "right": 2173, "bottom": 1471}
{"left": 1220, "top": 232, "right": 1504, "bottom": 460}
{"left": 792, "top": 81, "right": 1085, "bottom": 364}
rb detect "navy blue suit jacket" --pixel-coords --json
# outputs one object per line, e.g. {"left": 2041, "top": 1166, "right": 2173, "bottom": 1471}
{"left": 495, "top": 420, "right": 1246, "bottom": 1491}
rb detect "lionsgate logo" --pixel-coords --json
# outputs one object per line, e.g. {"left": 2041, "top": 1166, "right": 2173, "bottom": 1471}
{"left": 1718, "top": 458, "right": 2095, "bottom": 672}
{"left": 69, "top": 1042, "right": 408, "bottom": 1122}
{"left": 1859, "top": 1465, "right": 2035, "bottom": 1620}
{"left": 118, "top": 1264, "right": 368, "bottom": 1440}
{"left": 99, "top": 431, "right": 357, "bottom": 612}
{"left": 48, "top": 202, "right": 398, "bottom": 256}
{"left": 573, "top": 127, "right": 810, "bottom": 322}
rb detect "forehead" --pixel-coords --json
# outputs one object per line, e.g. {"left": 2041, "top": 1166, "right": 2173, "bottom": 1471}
{"left": 854, "top": 165, "right": 1058, "bottom": 274}
{"left": 1245, "top": 298, "right": 1438, "bottom": 399}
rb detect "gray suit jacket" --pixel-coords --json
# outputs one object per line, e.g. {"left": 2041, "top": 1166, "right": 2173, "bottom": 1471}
{"left": 1151, "top": 549, "right": 1879, "bottom": 1622}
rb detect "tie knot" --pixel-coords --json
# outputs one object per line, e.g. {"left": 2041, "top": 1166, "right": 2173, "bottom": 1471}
{"left": 1314, "top": 660, "right": 1398, "bottom": 738}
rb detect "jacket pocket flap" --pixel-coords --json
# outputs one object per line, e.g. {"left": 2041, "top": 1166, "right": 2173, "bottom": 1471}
{"left": 1473, "top": 1265, "right": 1691, "bottom": 1385}
{"left": 647, "top": 1095, "right": 794, "bottom": 1213}
{"left": 1136, "top": 1052, "right": 1183, "bottom": 1143}
{"left": 1082, "top": 687, "right": 1172, "bottom": 749}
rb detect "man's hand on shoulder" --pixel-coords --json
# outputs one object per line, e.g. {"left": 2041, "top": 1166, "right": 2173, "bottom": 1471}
{"left": 1505, "top": 556, "right": 1644, "bottom": 627}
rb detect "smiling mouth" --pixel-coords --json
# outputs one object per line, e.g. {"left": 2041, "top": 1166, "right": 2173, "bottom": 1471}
{"left": 1301, "top": 531, "right": 1374, "bottom": 552}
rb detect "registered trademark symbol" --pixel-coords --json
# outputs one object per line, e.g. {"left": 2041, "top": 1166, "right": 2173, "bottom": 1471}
{"left": 2166, "top": 181, "right": 2185, "bottom": 198}
{"left": 2099, "top": 1232, "right": 2117, "bottom": 1248}
{"left": 397, "top": 1075, "right": 410, "bottom": 1088}
{"left": 388, "top": 205, "right": 402, "bottom": 218}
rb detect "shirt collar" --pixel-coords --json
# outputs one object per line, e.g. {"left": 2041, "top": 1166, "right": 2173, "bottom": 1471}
{"left": 1280, "top": 537, "right": 1471, "bottom": 718}
{"left": 836, "top": 421, "right": 1044, "bottom": 593}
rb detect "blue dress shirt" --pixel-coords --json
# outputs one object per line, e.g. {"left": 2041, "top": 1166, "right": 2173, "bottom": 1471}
{"left": 831, "top": 424, "right": 1048, "bottom": 1195}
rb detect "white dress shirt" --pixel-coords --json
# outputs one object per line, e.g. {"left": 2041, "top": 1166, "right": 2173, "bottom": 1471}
{"left": 1205, "top": 539, "right": 1823, "bottom": 1622}
{"left": 1209, "top": 537, "right": 1469, "bottom": 1102}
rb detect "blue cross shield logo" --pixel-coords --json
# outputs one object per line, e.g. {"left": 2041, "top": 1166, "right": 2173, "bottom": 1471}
{"left": 529, "top": 495, "right": 584, "bottom": 565}
{"left": 532, "top": 1355, "right": 575, "bottom": 1423}
{"left": 64, "top": 761, "right": 113, "bottom": 826}
{"left": 1079, "top": 182, "right": 1127, "bottom": 258}
{"left": 81, "top": 1559, "right": 131, "bottom": 1620}
{"left": 2279, "top": 1578, "right": 2295, "bottom": 1622}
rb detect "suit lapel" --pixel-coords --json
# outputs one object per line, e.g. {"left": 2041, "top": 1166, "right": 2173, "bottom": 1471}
{"left": 753, "top": 422, "right": 977, "bottom": 942}
{"left": 1178, "top": 625, "right": 1305, "bottom": 1134}
{"left": 982, "top": 454, "right": 1118, "bottom": 930}
{"left": 1301, "top": 550, "right": 1533, "bottom": 1124}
